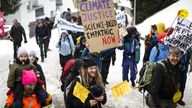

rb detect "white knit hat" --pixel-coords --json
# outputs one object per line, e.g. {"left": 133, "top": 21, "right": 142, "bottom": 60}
{"left": 29, "top": 50, "right": 36, "bottom": 57}
{"left": 17, "top": 47, "right": 28, "bottom": 57}
{"left": 61, "top": 29, "right": 68, "bottom": 35}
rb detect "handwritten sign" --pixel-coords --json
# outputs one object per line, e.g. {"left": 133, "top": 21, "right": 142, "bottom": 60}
{"left": 79, "top": 0, "right": 119, "bottom": 52}
{"left": 177, "top": 9, "right": 189, "bottom": 18}
{"left": 111, "top": 81, "right": 132, "bottom": 99}
{"left": 164, "top": 18, "right": 192, "bottom": 52}
{"left": 73, "top": 81, "right": 90, "bottom": 103}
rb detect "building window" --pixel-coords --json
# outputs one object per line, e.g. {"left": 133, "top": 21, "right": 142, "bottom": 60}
{"left": 35, "top": 7, "right": 45, "bottom": 17}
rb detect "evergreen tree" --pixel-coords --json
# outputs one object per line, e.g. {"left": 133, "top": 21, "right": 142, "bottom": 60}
{"left": 0, "top": 0, "right": 21, "bottom": 16}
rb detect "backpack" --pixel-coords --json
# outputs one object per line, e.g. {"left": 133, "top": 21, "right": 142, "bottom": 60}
{"left": 60, "top": 59, "right": 75, "bottom": 92}
{"left": 65, "top": 75, "right": 82, "bottom": 98}
{"left": 138, "top": 60, "right": 167, "bottom": 92}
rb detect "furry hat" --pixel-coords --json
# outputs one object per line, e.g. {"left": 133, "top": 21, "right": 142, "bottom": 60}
{"left": 17, "top": 47, "right": 28, "bottom": 58}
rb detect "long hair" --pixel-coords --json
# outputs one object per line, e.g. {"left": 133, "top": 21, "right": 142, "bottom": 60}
{"left": 81, "top": 66, "right": 104, "bottom": 88}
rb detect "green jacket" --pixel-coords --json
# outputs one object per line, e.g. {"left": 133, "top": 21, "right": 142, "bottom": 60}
{"left": 7, "top": 59, "right": 36, "bottom": 88}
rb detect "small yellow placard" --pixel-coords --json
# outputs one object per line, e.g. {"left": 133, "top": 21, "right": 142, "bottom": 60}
{"left": 177, "top": 9, "right": 189, "bottom": 18}
{"left": 173, "top": 91, "right": 182, "bottom": 103}
{"left": 111, "top": 81, "right": 132, "bottom": 99}
{"left": 73, "top": 81, "right": 90, "bottom": 103}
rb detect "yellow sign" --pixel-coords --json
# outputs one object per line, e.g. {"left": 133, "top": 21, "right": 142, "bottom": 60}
{"left": 111, "top": 81, "right": 132, "bottom": 99}
{"left": 73, "top": 81, "right": 90, "bottom": 103}
{"left": 177, "top": 9, "right": 189, "bottom": 18}
{"left": 173, "top": 91, "right": 182, "bottom": 103}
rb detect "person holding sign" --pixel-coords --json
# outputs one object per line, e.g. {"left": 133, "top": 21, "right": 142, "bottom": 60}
{"left": 148, "top": 46, "right": 182, "bottom": 108}
{"left": 66, "top": 58, "right": 106, "bottom": 108}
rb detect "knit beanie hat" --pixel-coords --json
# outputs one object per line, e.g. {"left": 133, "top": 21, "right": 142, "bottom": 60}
{"left": 151, "top": 24, "right": 157, "bottom": 31}
{"left": 72, "top": 59, "right": 84, "bottom": 72}
{"left": 89, "top": 84, "right": 104, "bottom": 97}
{"left": 165, "top": 27, "right": 174, "bottom": 36}
{"left": 29, "top": 50, "right": 36, "bottom": 57}
{"left": 83, "top": 58, "right": 97, "bottom": 68}
{"left": 17, "top": 47, "right": 28, "bottom": 58}
{"left": 158, "top": 33, "right": 167, "bottom": 44}
{"left": 22, "top": 69, "right": 37, "bottom": 85}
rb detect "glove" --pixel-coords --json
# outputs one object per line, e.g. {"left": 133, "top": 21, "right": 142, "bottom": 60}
{"left": 24, "top": 40, "right": 28, "bottom": 43}
{"left": 36, "top": 89, "right": 49, "bottom": 103}
{"left": 11, "top": 99, "right": 23, "bottom": 108}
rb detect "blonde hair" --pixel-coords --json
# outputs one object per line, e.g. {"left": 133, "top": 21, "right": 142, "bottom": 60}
{"left": 81, "top": 66, "right": 104, "bottom": 88}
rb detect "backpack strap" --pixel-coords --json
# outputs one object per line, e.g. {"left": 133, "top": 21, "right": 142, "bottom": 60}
{"left": 28, "top": 96, "right": 34, "bottom": 108}
{"left": 157, "top": 60, "right": 167, "bottom": 74}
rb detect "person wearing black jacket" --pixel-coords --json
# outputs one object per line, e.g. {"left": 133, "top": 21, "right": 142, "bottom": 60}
{"left": 74, "top": 36, "right": 86, "bottom": 58}
{"left": 35, "top": 19, "right": 50, "bottom": 62}
{"left": 66, "top": 58, "right": 106, "bottom": 108}
{"left": 10, "top": 19, "right": 27, "bottom": 60}
{"left": 148, "top": 46, "right": 182, "bottom": 108}
{"left": 44, "top": 17, "right": 53, "bottom": 51}
{"left": 29, "top": 50, "right": 46, "bottom": 88}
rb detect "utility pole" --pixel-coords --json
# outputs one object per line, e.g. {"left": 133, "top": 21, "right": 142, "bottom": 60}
{"left": 133, "top": 0, "right": 136, "bottom": 26}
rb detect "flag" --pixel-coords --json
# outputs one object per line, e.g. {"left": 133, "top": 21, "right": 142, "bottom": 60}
{"left": 111, "top": 81, "right": 132, "bottom": 99}
{"left": 177, "top": 9, "right": 189, "bottom": 18}
{"left": 73, "top": 81, "right": 90, "bottom": 103}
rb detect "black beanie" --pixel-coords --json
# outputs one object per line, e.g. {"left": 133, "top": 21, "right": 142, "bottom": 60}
{"left": 89, "top": 84, "right": 104, "bottom": 97}
{"left": 83, "top": 58, "right": 97, "bottom": 68}
{"left": 151, "top": 25, "right": 157, "bottom": 31}
{"left": 72, "top": 59, "right": 84, "bottom": 72}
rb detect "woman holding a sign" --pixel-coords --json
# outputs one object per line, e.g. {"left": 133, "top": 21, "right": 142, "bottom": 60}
{"left": 66, "top": 58, "right": 106, "bottom": 108}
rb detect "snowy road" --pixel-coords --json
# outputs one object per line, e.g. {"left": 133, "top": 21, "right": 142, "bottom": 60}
{"left": 1, "top": 0, "right": 192, "bottom": 107}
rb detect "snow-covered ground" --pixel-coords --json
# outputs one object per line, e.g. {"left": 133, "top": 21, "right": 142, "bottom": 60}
{"left": 0, "top": 0, "right": 192, "bottom": 107}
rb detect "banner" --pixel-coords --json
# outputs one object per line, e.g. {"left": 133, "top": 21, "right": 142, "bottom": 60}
{"left": 79, "top": 0, "right": 119, "bottom": 52}
{"left": 116, "top": 11, "right": 126, "bottom": 26}
{"left": 164, "top": 18, "right": 192, "bottom": 52}
{"left": 56, "top": 17, "right": 84, "bottom": 32}
{"left": 111, "top": 81, "right": 132, "bottom": 99}
{"left": 73, "top": 81, "right": 90, "bottom": 103}
{"left": 177, "top": 9, "right": 189, "bottom": 18}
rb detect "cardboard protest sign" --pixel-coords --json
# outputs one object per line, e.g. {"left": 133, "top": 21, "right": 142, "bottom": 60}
{"left": 79, "top": 0, "right": 119, "bottom": 52}
{"left": 57, "top": 18, "right": 84, "bottom": 32}
{"left": 164, "top": 18, "right": 192, "bottom": 52}
{"left": 177, "top": 9, "right": 189, "bottom": 19}
{"left": 111, "top": 81, "right": 132, "bottom": 99}
{"left": 73, "top": 81, "right": 90, "bottom": 103}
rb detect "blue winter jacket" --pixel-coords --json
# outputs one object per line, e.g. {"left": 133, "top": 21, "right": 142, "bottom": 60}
{"left": 56, "top": 34, "right": 75, "bottom": 56}
{"left": 118, "top": 37, "right": 140, "bottom": 63}
{"left": 149, "top": 43, "right": 169, "bottom": 62}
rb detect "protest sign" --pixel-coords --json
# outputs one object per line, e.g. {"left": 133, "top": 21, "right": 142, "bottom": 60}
{"left": 111, "top": 81, "right": 132, "bottom": 99}
{"left": 73, "top": 81, "right": 90, "bottom": 103}
{"left": 116, "top": 11, "right": 126, "bottom": 26}
{"left": 164, "top": 18, "right": 192, "bottom": 52}
{"left": 79, "top": 0, "right": 119, "bottom": 52}
{"left": 56, "top": 17, "right": 84, "bottom": 32}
